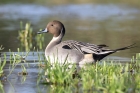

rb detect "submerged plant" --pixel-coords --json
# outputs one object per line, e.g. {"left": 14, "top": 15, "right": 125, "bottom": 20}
{"left": 18, "top": 64, "right": 28, "bottom": 76}
{"left": 18, "top": 64, "right": 28, "bottom": 84}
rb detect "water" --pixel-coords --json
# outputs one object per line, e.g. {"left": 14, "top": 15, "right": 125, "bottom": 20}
{"left": 1, "top": 52, "right": 46, "bottom": 93}
{"left": 0, "top": 2, "right": 140, "bottom": 93}
{"left": 0, "top": 4, "right": 139, "bottom": 20}
{"left": 0, "top": 3, "right": 140, "bottom": 57}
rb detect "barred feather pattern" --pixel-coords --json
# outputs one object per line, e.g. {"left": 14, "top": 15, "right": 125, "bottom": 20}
{"left": 61, "top": 40, "right": 110, "bottom": 54}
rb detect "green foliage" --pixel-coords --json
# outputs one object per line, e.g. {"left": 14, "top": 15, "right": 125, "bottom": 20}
{"left": 0, "top": 53, "right": 6, "bottom": 77}
{"left": 0, "top": 81, "right": 5, "bottom": 93}
{"left": 7, "top": 48, "right": 29, "bottom": 76}
{"left": 41, "top": 60, "right": 76, "bottom": 85}
{"left": 18, "top": 22, "right": 45, "bottom": 51}
{"left": 18, "top": 22, "right": 33, "bottom": 51}
{"left": 39, "top": 53, "right": 140, "bottom": 93}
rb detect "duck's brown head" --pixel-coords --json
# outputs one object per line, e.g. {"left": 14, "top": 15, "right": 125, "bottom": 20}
{"left": 38, "top": 20, "right": 65, "bottom": 37}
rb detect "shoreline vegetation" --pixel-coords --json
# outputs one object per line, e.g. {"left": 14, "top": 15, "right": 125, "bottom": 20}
{"left": 1, "top": 51, "right": 140, "bottom": 93}
{"left": 38, "top": 53, "right": 140, "bottom": 93}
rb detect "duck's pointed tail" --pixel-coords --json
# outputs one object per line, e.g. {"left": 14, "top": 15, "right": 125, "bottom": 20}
{"left": 113, "top": 43, "right": 136, "bottom": 52}
{"left": 93, "top": 43, "right": 136, "bottom": 61}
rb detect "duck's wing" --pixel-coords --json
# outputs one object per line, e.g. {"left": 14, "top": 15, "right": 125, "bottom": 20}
{"left": 62, "top": 40, "right": 108, "bottom": 54}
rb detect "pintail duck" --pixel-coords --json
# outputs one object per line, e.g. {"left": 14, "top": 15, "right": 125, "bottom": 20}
{"left": 38, "top": 20, "right": 135, "bottom": 67}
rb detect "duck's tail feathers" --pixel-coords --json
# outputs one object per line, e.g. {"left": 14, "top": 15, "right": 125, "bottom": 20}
{"left": 113, "top": 43, "right": 136, "bottom": 52}
{"left": 93, "top": 43, "right": 136, "bottom": 62}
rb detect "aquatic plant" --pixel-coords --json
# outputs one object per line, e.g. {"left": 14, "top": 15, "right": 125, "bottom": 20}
{"left": 18, "top": 22, "right": 33, "bottom": 51}
{"left": 0, "top": 53, "right": 6, "bottom": 77}
{"left": 0, "top": 45, "right": 5, "bottom": 76}
{"left": 0, "top": 51, "right": 6, "bottom": 93}
{"left": 39, "top": 53, "right": 140, "bottom": 93}
{"left": 36, "top": 31, "right": 45, "bottom": 50}
{"left": 8, "top": 48, "right": 29, "bottom": 75}
{"left": 11, "top": 48, "right": 29, "bottom": 63}
{"left": 18, "top": 22, "right": 45, "bottom": 51}
{"left": 18, "top": 64, "right": 28, "bottom": 76}
{"left": 0, "top": 45, "right": 4, "bottom": 58}
{"left": 0, "top": 81, "right": 5, "bottom": 93}
{"left": 18, "top": 64, "right": 28, "bottom": 84}
{"left": 39, "top": 58, "right": 76, "bottom": 85}
{"left": 0, "top": 45, "right": 4, "bottom": 51}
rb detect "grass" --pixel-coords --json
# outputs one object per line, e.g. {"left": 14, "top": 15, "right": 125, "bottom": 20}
{"left": 0, "top": 46, "right": 6, "bottom": 93}
{"left": 18, "top": 22, "right": 33, "bottom": 51}
{"left": 38, "top": 53, "right": 140, "bottom": 93}
{"left": 0, "top": 52, "right": 139, "bottom": 93}
{"left": 8, "top": 48, "right": 29, "bottom": 75}
{"left": 18, "top": 22, "right": 45, "bottom": 51}
{"left": 0, "top": 48, "right": 30, "bottom": 93}
{"left": 0, "top": 54, "right": 6, "bottom": 77}
{"left": 0, "top": 45, "right": 6, "bottom": 77}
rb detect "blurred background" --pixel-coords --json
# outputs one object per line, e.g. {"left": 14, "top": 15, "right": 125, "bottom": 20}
{"left": 0, "top": 0, "right": 140, "bottom": 58}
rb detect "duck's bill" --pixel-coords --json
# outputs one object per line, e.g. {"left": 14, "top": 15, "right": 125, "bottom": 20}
{"left": 37, "top": 28, "right": 48, "bottom": 34}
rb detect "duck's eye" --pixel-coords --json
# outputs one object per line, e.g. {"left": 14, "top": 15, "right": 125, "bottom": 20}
{"left": 51, "top": 24, "right": 53, "bottom": 26}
